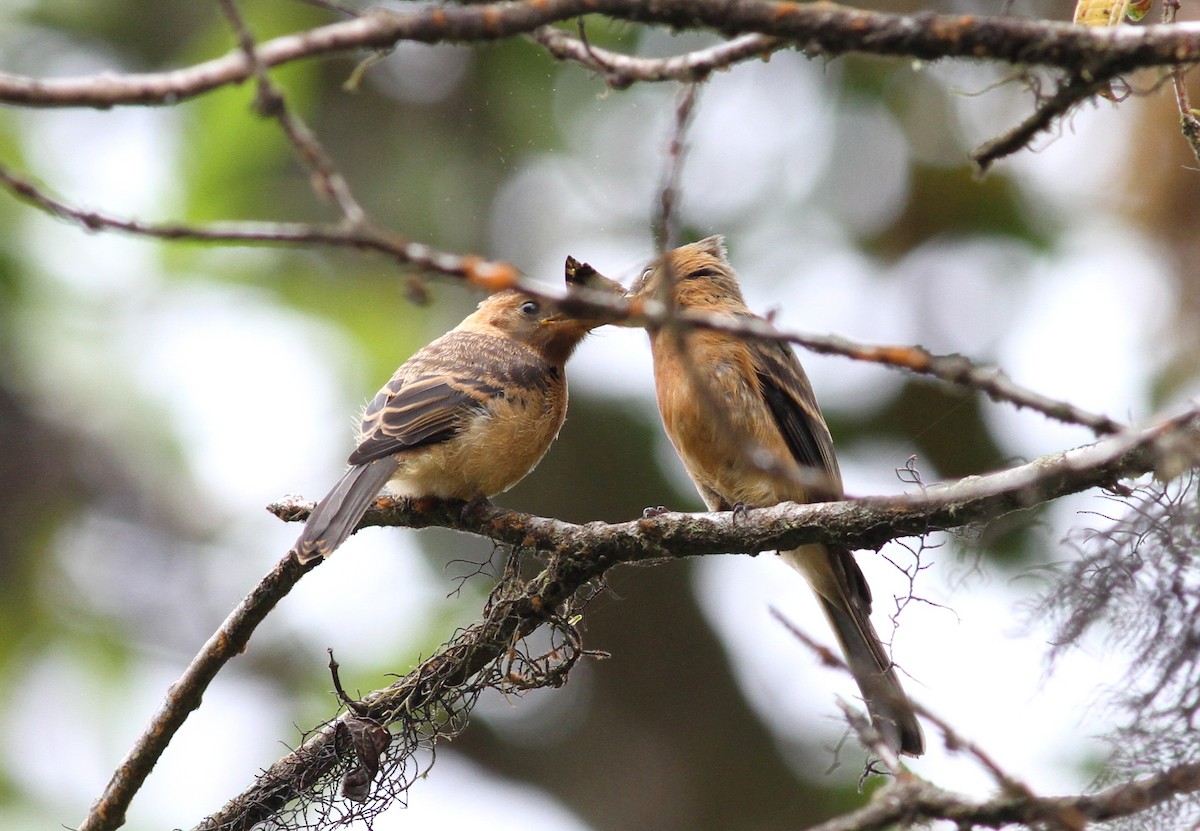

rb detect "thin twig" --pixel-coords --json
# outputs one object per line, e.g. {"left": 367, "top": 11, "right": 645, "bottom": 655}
{"left": 533, "top": 26, "right": 785, "bottom": 88}
{"left": 328, "top": 648, "right": 369, "bottom": 716}
{"left": 971, "top": 72, "right": 1117, "bottom": 172}
{"left": 805, "top": 761, "right": 1200, "bottom": 831}
{"left": 775, "top": 604, "right": 1064, "bottom": 818}
{"left": 787, "top": 331, "right": 1126, "bottom": 436}
{"left": 625, "top": 294, "right": 1128, "bottom": 436}
{"left": 0, "top": 161, "right": 521, "bottom": 290}
{"left": 217, "top": 0, "right": 367, "bottom": 224}
{"left": 653, "top": 82, "right": 699, "bottom": 253}
{"left": 769, "top": 610, "right": 907, "bottom": 774}
{"left": 0, "top": 154, "right": 1128, "bottom": 435}
{"left": 1162, "top": 0, "right": 1200, "bottom": 165}
{"left": 774, "top": 611, "right": 1198, "bottom": 831}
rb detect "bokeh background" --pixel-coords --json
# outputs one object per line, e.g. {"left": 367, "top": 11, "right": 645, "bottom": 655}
{"left": 1, "top": 1, "right": 1199, "bottom": 829}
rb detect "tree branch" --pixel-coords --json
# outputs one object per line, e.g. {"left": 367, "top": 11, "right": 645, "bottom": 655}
{"left": 2, "top": 2, "right": 1198, "bottom": 109}
{"left": 806, "top": 761, "right": 1200, "bottom": 831}
{"left": 769, "top": 329, "right": 1127, "bottom": 437}
{"left": 0, "top": 156, "right": 1127, "bottom": 437}
{"left": 652, "top": 81, "right": 699, "bottom": 252}
{"left": 13, "top": 4, "right": 1193, "bottom": 830}
{"left": 1162, "top": 0, "right": 1200, "bottom": 165}
{"left": 79, "top": 554, "right": 320, "bottom": 831}
{"left": 189, "top": 404, "right": 1200, "bottom": 831}
{"left": 271, "top": 403, "right": 1199, "bottom": 557}
{"left": 0, "top": 162, "right": 523, "bottom": 291}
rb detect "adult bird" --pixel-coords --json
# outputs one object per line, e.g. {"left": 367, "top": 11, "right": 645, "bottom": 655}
{"left": 293, "top": 261, "right": 621, "bottom": 563}
{"left": 628, "top": 236, "right": 924, "bottom": 756}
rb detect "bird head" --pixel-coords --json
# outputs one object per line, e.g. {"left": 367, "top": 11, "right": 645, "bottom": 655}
{"left": 628, "top": 235, "right": 748, "bottom": 312}
{"left": 466, "top": 259, "right": 624, "bottom": 365}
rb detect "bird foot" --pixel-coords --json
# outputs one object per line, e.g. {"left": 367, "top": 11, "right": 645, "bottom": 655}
{"left": 642, "top": 505, "right": 671, "bottom": 518}
{"left": 460, "top": 494, "right": 495, "bottom": 523}
{"left": 731, "top": 501, "right": 759, "bottom": 523}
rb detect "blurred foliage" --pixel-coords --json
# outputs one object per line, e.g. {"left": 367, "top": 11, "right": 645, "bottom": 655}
{"left": 872, "top": 381, "right": 1007, "bottom": 478}
{"left": 869, "top": 164, "right": 1053, "bottom": 257}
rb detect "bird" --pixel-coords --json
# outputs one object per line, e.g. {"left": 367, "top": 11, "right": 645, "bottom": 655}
{"left": 627, "top": 235, "right": 925, "bottom": 757}
{"left": 293, "top": 261, "right": 622, "bottom": 563}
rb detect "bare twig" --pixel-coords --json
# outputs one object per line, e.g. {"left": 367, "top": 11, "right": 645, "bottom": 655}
{"left": 837, "top": 700, "right": 905, "bottom": 776}
{"left": 774, "top": 611, "right": 1200, "bottom": 831}
{"left": 0, "top": 158, "right": 1124, "bottom": 435}
{"left": 1172, "top": 80, "right": 1200, "bottom": 164}
{"left": 623, "top": 295, "right": 1128, "bottom": 436}
{"left": 653, "top": 82, "right": 699, "bottom": 253}
{"left": 971, "top": 72, "right": 1117, "bottom": 172}
{"left": 218, "top": 0, "right": 367, "bottom": 224}
{"left": 2, "top": 3, "right": 1200, "bottom": 109}
{"left": 533, "top": 26, "right": 785, "bottom": 88}
{"left": 769, "top": 610, "right": 907, "bottom": 774}
{"left": 782, "top": 332, "right": 1126, "bottom": 436}
{"left": 328, "top": 648, "right": 368, "bottom": 716}
{"left": 1162, "top": 0, "right": 1200, "bottom": 165}
{"left": 0, "top": 162, "right": 521, "bottom": 290}
{"left": 805, "top": 761, "right": 1200, "bottom": 831}
{"left": 773, "top": 606, "right": 1031, "bottom": 790}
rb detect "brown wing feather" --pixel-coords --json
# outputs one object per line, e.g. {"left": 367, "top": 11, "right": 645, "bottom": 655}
{"left": 348, "top": 330, "right": 554, "bottom": 467}
{"left": 752, "top": 339, "right": 842, "bottom": 494}
{"left": 752, "top": 343, "right": 924, "bottom": 754}
{"left": 348, "top": 375, "right": 494, "bottom": 465}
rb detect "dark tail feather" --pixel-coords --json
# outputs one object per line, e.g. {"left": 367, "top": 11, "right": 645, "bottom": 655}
{"left": 818, "top": 595, "right": 925, "bottom": 757}
{"left": 292, "top": 459, "right": 398, "bottom": 563}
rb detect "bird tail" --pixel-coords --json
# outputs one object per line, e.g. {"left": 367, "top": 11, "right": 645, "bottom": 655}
{"left": 817, "top": 594, "right": 925, "bottom": 756}
{"left": 786, "top": 544, "right": 925, "bottom": 757}
{"left": 292, "top": 459, "right": 398, "bottom": 563}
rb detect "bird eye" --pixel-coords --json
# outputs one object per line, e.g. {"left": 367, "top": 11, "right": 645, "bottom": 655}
{"left": 686, "top": 267, "right": 721, "bottom": 279}
{"left": 632, "top": 266, "right": 654, "bottom": 293}
{"left": 519, "top": 300, "right": 540, "bottom": 316}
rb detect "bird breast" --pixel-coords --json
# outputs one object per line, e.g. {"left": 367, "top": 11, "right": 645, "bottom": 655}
{"left": 651, "top": 332, "right": 800, "bottom": 508}
{"left": 386, "top": 376, "right": 568, "bottom": 499}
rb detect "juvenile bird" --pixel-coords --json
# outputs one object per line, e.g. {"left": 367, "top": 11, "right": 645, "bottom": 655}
{"left": 293, "top": 263, "right": 621, "bottom": 563}
{"left": 628, "top": 236, "right": 924, "bottom": 757}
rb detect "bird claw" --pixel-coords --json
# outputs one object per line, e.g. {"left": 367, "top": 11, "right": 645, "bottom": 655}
{"left": 730, "top": 501, "right": 759, "bottom": 523}
{"left": 460, "top": 495, "right": 495, "bottom": 523}
{"left": 642, "top": 505, "right": 670, "bottom": 518}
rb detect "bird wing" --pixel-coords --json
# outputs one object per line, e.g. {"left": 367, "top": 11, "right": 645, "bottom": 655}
{"left": 752, "top": 339, "right": 843, "bottom": 494}
{"left": 755, "top": 337, "right": 925, "bottom": 753}
{"left": 347, "top": 372, "right": 500, "bottom": 466}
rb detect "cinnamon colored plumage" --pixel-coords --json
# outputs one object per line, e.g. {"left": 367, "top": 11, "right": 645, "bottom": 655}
{"left": 628, "top": 236, "right": 924, "bottom": 757}
{"left": 293, "top": 262, "right": 620, "bottom": 563}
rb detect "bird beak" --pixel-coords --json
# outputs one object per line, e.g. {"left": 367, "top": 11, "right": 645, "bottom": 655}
{"left": 557, "top": 255, "right": 625, "bottom": 329}
{"left": 564, "top": 255, "right": 624, "bottom": 295}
